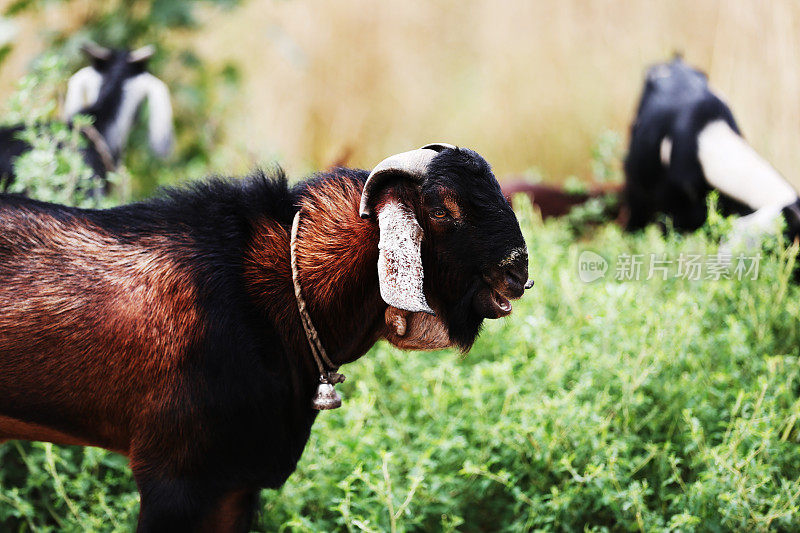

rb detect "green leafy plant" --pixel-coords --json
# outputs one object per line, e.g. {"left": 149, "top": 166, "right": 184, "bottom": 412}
{"left": 1, "top": 95, "right": 800, "bottom": 531}
{"left": 1, "top": 52, "right": 128, "bottom": 208}
{"left": 6, "top": 198, "right": 800, "bottom": 531}
{"left": 564, "top": 132, "right": 624, "bottom": 235}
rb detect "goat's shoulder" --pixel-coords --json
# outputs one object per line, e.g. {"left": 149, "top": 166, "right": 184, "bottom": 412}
{"left": 93, "top": 169, "right": 294, "bottom": 235}
{"left": 291, "top": 166, "right": 367, "bottom": 200}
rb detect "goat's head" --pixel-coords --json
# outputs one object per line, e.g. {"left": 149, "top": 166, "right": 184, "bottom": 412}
{"left": 644, "top": 54, "right": 708, "bottom": 96}
{"left": 81, "top": 42, "right": 155, "bottom": 72}
{"left": 63, "top": 43, "right": 174, "bottom": 158}
{"left": 361, "top": 144, "right": 530, "bottom": 350}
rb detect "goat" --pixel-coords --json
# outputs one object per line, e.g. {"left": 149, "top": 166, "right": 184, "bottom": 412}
{"left": 624, "top": 55, "right": 800, "bottom": 245}
{"left": 0, "top": 144, "right": 530, "bottom": 531}
{"left": 502, "top": 180, "right": 623, "bottom": 221}
{"left": 0, "top": 42, "right": 173, "bottom": 190}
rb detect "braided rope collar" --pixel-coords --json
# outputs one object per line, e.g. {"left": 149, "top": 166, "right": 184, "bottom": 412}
{"left": 290, "top": 211, "right": 346, "bottom": 408}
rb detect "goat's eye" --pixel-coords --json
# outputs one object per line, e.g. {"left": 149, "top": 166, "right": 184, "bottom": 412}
{"left": 431, "top": 208, "right": 448, "bottom": 219}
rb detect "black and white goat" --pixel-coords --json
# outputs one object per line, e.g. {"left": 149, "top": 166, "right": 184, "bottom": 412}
{"left": 0, "top": 43, "right": 173, "bottom": 190}
{"left": 624, "top": 56, "right": 800, "bottom": 247}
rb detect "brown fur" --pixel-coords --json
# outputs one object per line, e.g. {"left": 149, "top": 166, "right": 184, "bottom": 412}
{"left": 441, "top": 193, "right": 463, "bottom": 220}
{"left": 0, "top": 208, "right": 203, "bottom": 455}
{"left": 291, "top": 179, "right": 388, "bottom": 364}
{"left": 383, "top": 306, "right": 451, "bottom": 350}
{"left": 0, "top": 175, "right": 466, "bottom": 531}
{"left": 0, "top": 178, "right": 458, "bottom": 450}
{"left": 0, "top": 415, "right": 92, "bottom": 448}
{"left": 198, "top": 490, "right": 258, "bottom": 533}
{"left": 502, "top": 180, "right": 624, "bottom": 220}
{"left": 244, "top": 178, "right": 456, "bottom": 373}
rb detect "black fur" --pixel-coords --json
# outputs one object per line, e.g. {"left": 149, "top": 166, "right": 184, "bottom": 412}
{"left": 624, "top": 56, "right": 751, "bottom": 231}
{"left": 783, "top": 199, "right": 800, "bottom": 250}
{"left": 84, "top": 49, "right": 148, "bottom": 155}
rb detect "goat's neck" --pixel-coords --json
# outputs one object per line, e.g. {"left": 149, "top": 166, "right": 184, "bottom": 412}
{"left": 97, "top": 94, "right": 140, "bottom": 158}
{"left": 293, "top": 177, "right": 386, "bottom": 366}
{"left": 246, "top": 175, "right": 387, "bottom": 383}
{"left": 93, "top": 75, "right": 149, "bottom": 158}
{"left": 696, "top": 120, "right": 798, "bottom": 211}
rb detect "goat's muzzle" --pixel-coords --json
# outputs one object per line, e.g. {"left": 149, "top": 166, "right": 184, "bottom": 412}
{"left": 475, "top": 252, "right": 530, "bottom": 318}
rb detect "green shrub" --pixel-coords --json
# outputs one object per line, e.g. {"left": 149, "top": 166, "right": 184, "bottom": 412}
{"left": 3, "top": 0, "right": 244, "bottom": 198}
{"left": 3, "top": 196, "right": 800, "bottom": 531}
{"left": 1, "top": 52, "right": 129, "bottom": 208}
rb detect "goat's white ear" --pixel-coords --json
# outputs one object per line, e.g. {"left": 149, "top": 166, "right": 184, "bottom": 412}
{"left": 377, "top": 201, "right": 434, "bottom": 314}
{"left": 63, "top": 67, "right": 102, "bottom": 120}
{"left": 140, "top": 73, "right": 174, "bottom": 157}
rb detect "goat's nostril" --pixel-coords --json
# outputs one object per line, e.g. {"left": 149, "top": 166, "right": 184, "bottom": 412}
{"left": 505, "top": 267, "right": 526, "bottom": 287}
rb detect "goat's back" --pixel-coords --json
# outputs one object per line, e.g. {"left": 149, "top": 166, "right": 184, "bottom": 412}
{"left": 0, "top": 196, "right": 203, "bottom": 451}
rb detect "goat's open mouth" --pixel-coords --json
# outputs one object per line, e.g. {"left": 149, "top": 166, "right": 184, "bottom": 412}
{"left": 490, "top": 290, "right": 513, "bottom": 316}
{"left": 474, "top": 285, "right": 516, "bottom": 319}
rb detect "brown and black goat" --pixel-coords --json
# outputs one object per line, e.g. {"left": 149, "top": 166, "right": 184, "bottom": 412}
{"left": 0, "top": 144, "right": 530, "bottom": 532}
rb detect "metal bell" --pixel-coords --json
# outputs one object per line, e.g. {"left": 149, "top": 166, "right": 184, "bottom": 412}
{"left": 311, "top": 379, "right": 342, "bottom": 410}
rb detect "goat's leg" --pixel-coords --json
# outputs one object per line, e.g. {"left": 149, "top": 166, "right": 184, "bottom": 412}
{"left": 197, "top": 489, "right": 259, "bottom": 533}
{"left": 135, "top": 474, "right": 205, "bottom": 533}
{"left": 623, "top": 187, "right": 653, "bottom": 231}
{"left": 135, "top": 472, "right": 256, "bottom": 533}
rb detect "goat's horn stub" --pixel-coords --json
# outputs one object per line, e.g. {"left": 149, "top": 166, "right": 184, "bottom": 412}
{"left": 81, "top": 42, "right": 112, "bottom": 61}
{"left": 359, "top": 143, "right": 456, "bottom": 218}
{"left": 128, "top": 45, "right": 156, "bottom": 63}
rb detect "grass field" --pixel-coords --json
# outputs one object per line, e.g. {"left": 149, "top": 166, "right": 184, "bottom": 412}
{"left": 2, "top": 198, "right": 800, "bottom": 531}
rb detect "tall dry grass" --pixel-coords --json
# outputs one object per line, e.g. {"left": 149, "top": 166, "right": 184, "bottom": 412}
{"left": 2, "top": 0, "right": 800, "bottom": 184}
